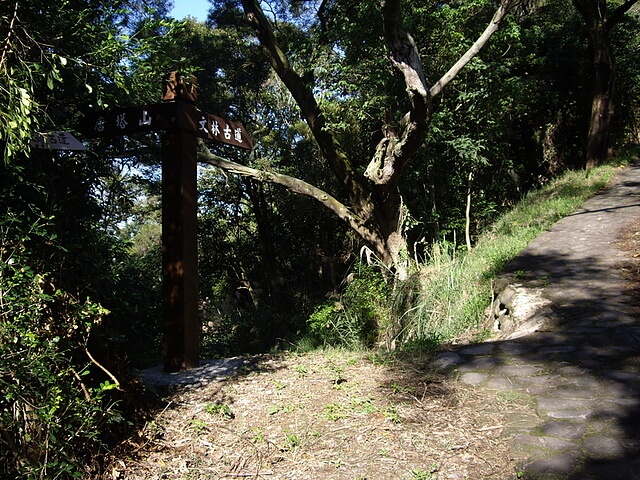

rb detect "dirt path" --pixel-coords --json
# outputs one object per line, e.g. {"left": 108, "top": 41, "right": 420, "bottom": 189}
{"left": 107, "top": 163, "right": 640, "bottom": 480}
{"left": 111, "top": 351, "right": 534, "bottom": 479}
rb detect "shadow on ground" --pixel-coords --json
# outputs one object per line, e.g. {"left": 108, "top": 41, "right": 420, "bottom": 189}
{"left": 438, "top": 243, "right": 640, "bottom": 479}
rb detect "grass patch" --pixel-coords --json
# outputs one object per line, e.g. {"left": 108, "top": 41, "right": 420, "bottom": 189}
{"left": 205, "top": 402, "right": 235, "bottom": 419}
{"left": 392, "top": 161, "right": 625, "bottom": 349}
{"left": 497, "top": 390, "right": 536, "bottom": 407}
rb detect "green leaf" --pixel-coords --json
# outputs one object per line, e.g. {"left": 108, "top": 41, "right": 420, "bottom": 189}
{"left": 268, "top": 405, "right": 280, "bottom": 415}
{"left": 99, "top": 381, "right": 118, "bottom": 392}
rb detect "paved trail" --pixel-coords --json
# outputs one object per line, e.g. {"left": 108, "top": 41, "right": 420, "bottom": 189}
{"left": 435, "top": 163, "right": 640, "bottom": 479}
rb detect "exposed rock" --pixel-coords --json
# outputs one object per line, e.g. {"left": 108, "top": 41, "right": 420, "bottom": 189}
{"left": 490, "top": 279, "right": 552, "bottom": 339}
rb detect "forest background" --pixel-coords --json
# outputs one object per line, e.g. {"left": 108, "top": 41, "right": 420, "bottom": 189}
{"left": 1, "top": 0, "right": 640, "bottom": 477}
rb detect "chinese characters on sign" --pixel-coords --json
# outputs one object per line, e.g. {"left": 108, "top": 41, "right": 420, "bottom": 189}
{"left": 31, "top": 131, "right": 86, "bottom": 151}
{"left": 192, "top": 113, "right": 251, "bottom": 148}
{"left": 86, "top": 104, "right": 172, "bottom": 137}
{"left": 140, "top": 110, "right": 152, "bottom": 126}
{"left": 83, "top": 103, "right": 253, "bottom": 150}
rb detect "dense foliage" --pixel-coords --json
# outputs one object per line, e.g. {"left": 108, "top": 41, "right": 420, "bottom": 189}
{"left": 188, "top": 0, "right": 640, "bottom": 347}
{"left": 0, "top": 209, "right": 117, "bottom": 478}
{"left": 1, "top": 0, "right": 639, "bottom": 476}
{"left": 0, "top": 0, "right": 175, "bottom": 477}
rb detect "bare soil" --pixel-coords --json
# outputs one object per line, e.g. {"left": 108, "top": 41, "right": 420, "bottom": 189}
{"left": 616, "top": 217, "right": 640, "bottom": 290}
{"left": 104, "top": 350, "right": 536, "bottom": 480}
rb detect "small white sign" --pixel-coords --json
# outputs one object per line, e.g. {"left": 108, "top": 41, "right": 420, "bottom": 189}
{"left": 31, "top": 131, "right": 86, "bottom": 151}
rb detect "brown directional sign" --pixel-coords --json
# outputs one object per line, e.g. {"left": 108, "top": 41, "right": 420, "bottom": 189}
{"left": 82, "top": 101, "right": 253, "bottom": 150}
{"left": 83, "top": 103, "right": 175, "bottom": 137}
{"left": 79, "top": 72, "right": 252, "bottom": 372}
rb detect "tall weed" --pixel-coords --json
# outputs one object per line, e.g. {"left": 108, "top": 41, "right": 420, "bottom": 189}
{"left": 306, "top": 263, "right": 390, "bottom": 349}
{"left": 392, "top": 162, "right": 620, "bottom": 349}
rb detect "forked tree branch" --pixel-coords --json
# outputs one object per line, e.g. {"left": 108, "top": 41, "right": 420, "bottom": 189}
{"left": 197, "top": 145, "right": 385, "bottom": 248}
{"left": 0, "top": 2, "right": 20, "bottom": 69}
{"left": 429, "top": 0, "right": 513, "bottom": 98}
{"left": 605, "top": 0, "right": 639, "bottom": 30}
{"left": 367, "top": 0, "right": 431, "bottom": 186}
{"left": 368, "top": 0, "right": 513, "bottom": 186}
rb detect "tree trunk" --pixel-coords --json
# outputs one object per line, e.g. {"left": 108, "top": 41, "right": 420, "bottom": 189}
{"left": 243, "top": 178, "right": 289, "bottom": 310}
{"left": 581, "top": 12, "right": 615, "bottom": 170}
{"left": 585, "top": 35, "right": 614, "bottom": 170}
{"left": 465, "top": 172, "right": 473, "bottom": 251}
{"left": 371, "top": 184, "right": 409, "bottom": 279}
{"left": 573, "top": 0, "right": 639, "bottom": 169}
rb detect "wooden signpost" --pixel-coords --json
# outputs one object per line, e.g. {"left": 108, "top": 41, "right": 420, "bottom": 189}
{"left": 82, "top": 72, "right": 252, "bottom": 372}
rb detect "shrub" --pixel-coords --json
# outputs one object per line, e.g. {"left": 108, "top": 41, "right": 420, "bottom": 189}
{"left": 0, "top": 217, "right": 122, "bottom": 479}
{"left": 307, "top": 263, "right": 390, "bottom": 348}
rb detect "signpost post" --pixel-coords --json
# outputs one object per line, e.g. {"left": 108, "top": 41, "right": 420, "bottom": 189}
{"left": 82, "top": 72, "right": 252, "bottom": 372}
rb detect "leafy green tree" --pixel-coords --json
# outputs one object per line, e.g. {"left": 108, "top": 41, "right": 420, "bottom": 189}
{"left": 0, "top": 0, "right": 178, "bottom": 475}
{"left": 196, "top": 0, "right": 519, "bottom": 278}
{"left": 405, "top": 0, "right": 595, "bottom": 248}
